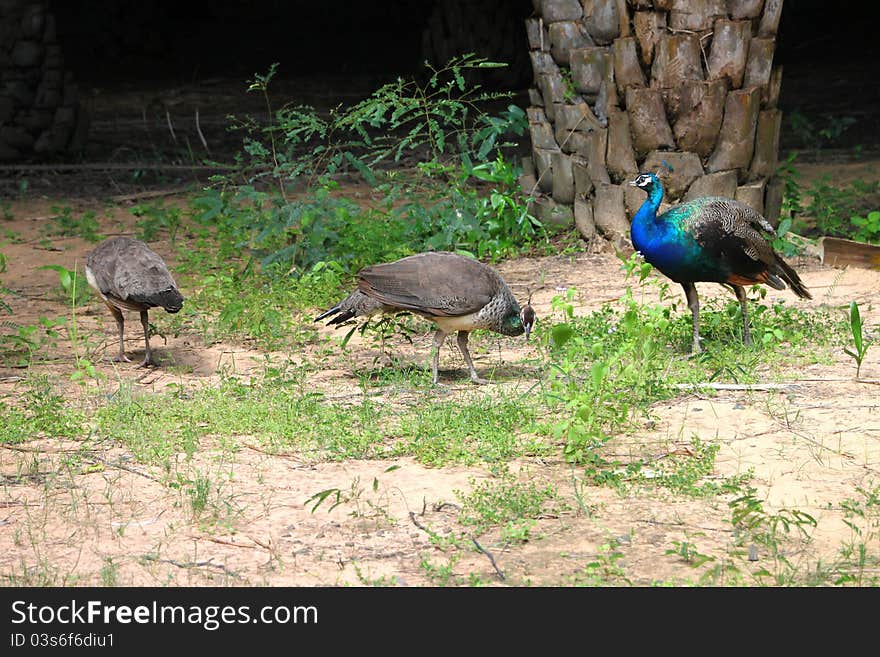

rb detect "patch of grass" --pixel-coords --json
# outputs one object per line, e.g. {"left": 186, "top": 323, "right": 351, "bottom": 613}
{"left": 1, "top": 375, "right": 86, "bottom": 444}
{"left": 95, "top": 375, "right": 386, "bottom": 464}
{"left": 132, "top": 202, "right": 183, "bottom": 242}
{"left": 571, "top": 539, "right": 631, "bottom": 586}
{"left": 43, "top": 206, "right": 103, "bottom": 243}
{"left": 393, "top": 396, "right": 547, "bottom": 466}
{"left": 541, "top": 254, "right": 849, "bottom": 467}
{"left": 834, "top": 483, "right": 880, "bottom": 586}
{"left": 456, "top": 470, "right": 558, "bottom": 533}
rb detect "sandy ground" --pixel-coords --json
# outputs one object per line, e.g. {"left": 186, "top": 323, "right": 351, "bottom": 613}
{"left": 0, "top": 176, "right": 878, "bottom": 586}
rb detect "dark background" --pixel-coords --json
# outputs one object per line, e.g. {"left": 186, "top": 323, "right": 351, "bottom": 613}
{"left": 40, "top": 0, "right": 880, "bottom": 165}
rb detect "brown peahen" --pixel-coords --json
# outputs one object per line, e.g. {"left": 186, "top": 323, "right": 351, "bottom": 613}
{"left": 315, "top": 251, "right": 535, "bottom": 384}
{"left": 85, "top": 236, "right": 184, "bottom": 367}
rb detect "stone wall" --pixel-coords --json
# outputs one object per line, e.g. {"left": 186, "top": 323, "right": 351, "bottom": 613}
{"left": 0, "top": 0, "right": 88, "bottom": 161}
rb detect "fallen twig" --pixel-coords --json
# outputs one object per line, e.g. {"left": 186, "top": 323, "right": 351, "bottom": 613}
{"left": 471, "top": 537, "right": 505, "bottom": 581}
{"left": 109, "top": 188, "right": 192, "bottom": 204}
{"left": 141, "top": 555, "right": 241, "bottom": 579}
{"left": 91, "top": 455, "right": 162, "bottom": 483}
{"left": 408, "top": 510, "right": 431, "bottom": 534}
{"left": 675, "top": 382, "right": 799, "bottom": 391}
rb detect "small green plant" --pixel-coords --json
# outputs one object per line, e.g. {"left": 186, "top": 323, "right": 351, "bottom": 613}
{"left": 786, "top": 111, "right": 857, "bottom": 150}
{"left": 132, "top": 203, "right": 183, "bottom": 242}
{"left": 574, "top": 539, "right": 631, "bottom": 586}
{"left": 843, "top": 300, "right": 871, "bottom": 379}
{"left": 666, "top": 539, "right": 716, "bottom": 568}
{"left": 456, "top": 471, "right": 558, "bottom": 532}
{"left": 100, "top": 558, "right": 120, "bottom": 586}
{"left": 38, "top": 264, "right": 91, "bottom": 306}
{"left": 45, "top": 206, "right": 103, "bottom": 243}
{"left": 850, "top": 210, "right": 880, "bottom": 244}
{"left": 728, "top": 490, "right": 818, "bottom": 585}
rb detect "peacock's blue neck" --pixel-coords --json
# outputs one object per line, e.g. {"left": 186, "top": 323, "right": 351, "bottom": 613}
{"left": 631, "top": 181, "right": 667, "bottom": 252}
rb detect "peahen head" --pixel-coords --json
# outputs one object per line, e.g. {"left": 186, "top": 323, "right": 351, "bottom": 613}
{"left": 501, "top": 302, "right": 536, "bottom": 340}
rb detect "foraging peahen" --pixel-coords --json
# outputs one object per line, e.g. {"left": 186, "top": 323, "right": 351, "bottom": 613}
{"left": 85, "top": 236, "right": 184, "bottom": 367}
{"left": 629, "top": 172, "right": 812, "bottom": 353}
{"left": 316, "top": 251, "right": 535, "bottom": 384}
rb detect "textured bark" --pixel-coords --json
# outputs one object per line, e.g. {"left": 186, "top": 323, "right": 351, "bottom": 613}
{"left": 706, "top": 86, "right": 761, "bottom": 176}
{"left": 534, "top": 197, "right": 575, "bottom": 232}
{"left": 626, "top": 87, "right": 675, "bottom": 158}
{"left": 744, "top": 37, "right": 775, "bottom": 93}
{"left": 584, "top": 0, "right": 621, "bottom": 45}
{"left": 684, "top": 170, "right": 738, "bottom": 202}
{"left": 553, "top": 99, "right": 604, "bottom": 134}
{"left": 763, "top": 176, "right": 784, "bottom": 228}
{"left": 528, "top": 107, "right": 558, "bottom": 149}
{"left": 735, "top": 180, "right": 766, "bottom": 215}
{"left": 749, "top": 109, "right": 782, "bottom": 180}
{"left": 759, "top": 0, "right": 784, "bottom": 37}
{"left": 536, "top": 72, "right": 566, "bottom": 121}
{"left": 540, "top": 0, "right": 583, "bottom": 22}
{"left": 584, "top": 128, "right": 611, "bottom": 184}
{"left": 766, "top": 65, "right": 783, "bottom": 108}
{"left": 573, "top": 155, "right": 595, "bottom": 197}
{"left": 730, "top": 0, "right": 765, "bottom": 20}
{"left": 528, "top": 0, "right": 786, "bottom": 240}
{"left": 549, "top": 21, "right": 595, "bottom": 65}
{"left": 525, "top": 18, "right": 550, "bottom": 51}
{"left": 651, "top": 34, "right": 703, "bottom": 88}
{"left": 551, "top": 150, "right": 576, "bottom": 203}
{"left": 668, "top": 0, "right": 726, "bottom": 31}
{"left": 707, "top": 19, "right": 751, "bottom": 88}
{"left": 643, "top": 150, "right": 704, "bottom": 200}
{"left": 605, "top": 107, "right": 638, "bottom": 181}
{"left": 574, "top": 197, "right": 597, "bottom": 241}
{"left": 633, "top": 11, "right": 665, "bottom": 67}
{"left": 570, "top": 47, "right": 610, "bottom": 96}
{"left": 593, "top": 182, "right": 630, "bottom": 240}
{"left": 612, "top": 36, "right": 646, "bottom": 94}
{"left": 532, "top": 146, "right": 557, "bottom": 193}
{"left": 0, "top": 0, "right": 87, "bottom": 160}
{"left": 667, "top": 79, "right": 727, "bottom": 158}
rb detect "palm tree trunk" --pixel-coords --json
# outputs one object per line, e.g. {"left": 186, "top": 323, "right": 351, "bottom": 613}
{"left": 524, "top": 0, "right": 786, "bottom": 244}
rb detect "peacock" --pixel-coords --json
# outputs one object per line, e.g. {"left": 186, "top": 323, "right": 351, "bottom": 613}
{"left": 629, "top": 172, "right": 812, "bottom": 353}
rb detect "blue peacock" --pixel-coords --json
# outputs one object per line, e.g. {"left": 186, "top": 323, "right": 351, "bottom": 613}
{"left": 629, "top": 172, "right": 812, "bottom": 353}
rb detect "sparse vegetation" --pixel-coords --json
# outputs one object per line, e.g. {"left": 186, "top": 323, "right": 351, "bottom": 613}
{"left": 0, "top": 58, "right": 877, "bottom": 588}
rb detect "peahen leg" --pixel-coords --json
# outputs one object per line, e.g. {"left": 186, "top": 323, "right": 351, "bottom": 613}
{"left": 457, "top": 330, "right": 489, "bottom": 385}
{"left": 732, "top": 285, "right": 752, "bottom": 346}
{"left": 431, "top": 329, "right": 447, "bottom": 384}
{"left": 106, "top": 302, "right": 131, "bottom": 363}
{"left": 136, "top": 310, "right": 156, "bottom": 368}
{"left": 682, "top": 282, "right": 702, "bottom": 354}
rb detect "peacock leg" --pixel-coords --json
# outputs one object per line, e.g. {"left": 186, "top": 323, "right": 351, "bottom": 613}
{"left": 732, "top": 285, "right": 752, "bottom": 346}
{"left": 682, "top": 282, "right": 702, "bottom": 354}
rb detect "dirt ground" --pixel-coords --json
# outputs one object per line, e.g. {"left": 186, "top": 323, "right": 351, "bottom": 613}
{"left": 0, "top": 162, "right": 878, "bottom": 586}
